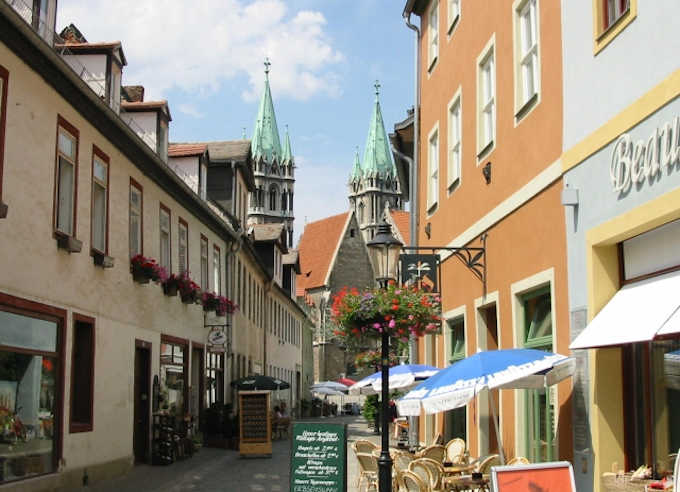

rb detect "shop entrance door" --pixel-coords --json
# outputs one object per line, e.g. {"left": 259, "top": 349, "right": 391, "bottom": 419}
{"left": 191, "top": 346, "right": 205, "bottom": 430}
{"left": 133, "top": 344, "right": 151, "bottom": 464}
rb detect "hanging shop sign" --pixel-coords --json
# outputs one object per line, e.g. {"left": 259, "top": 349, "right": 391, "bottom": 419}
{"left": 400, "top": 254, "right": 439, "bottom": 293}
{"left": 207, "top": 326, "right": 227, "bottom": 353}
{"left": 610, "top": 116, "right": 680, "bottom": 194}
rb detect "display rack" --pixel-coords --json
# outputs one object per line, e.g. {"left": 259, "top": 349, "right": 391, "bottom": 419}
{"left": 238, "top": 391, "right": 272, "bottom": 457}
{"left": 152, "top": 413, "right": 175, "bottom": 465}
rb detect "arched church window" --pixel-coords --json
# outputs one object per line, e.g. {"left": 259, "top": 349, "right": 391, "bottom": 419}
{"left": 358, "top": 203, "right": 365, "bottom": 224}
{"left": 281, "top": 191, "right": 288, "bottom": 211}
{"left": 269, "top": 185, "right": 278, "bottom": 211}
{"left": 289, "top": 191, "right": 293, "bottom": 211}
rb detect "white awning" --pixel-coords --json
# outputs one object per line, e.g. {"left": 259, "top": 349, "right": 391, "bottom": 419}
{"left": 570, "top": 270, "right": 680, "bottom": 349}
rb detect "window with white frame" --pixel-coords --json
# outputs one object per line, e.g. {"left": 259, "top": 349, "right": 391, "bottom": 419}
{"left": 428, "top": 0, "right": 439, "bottom": 69}
{"left": 428, "top": 126, "right": 439, "bottom": 210}
{"left": 604, "top": 0, "right": 630, "bottom": 31}
{"left": 477, "top": 41, "right": 495, "bottom": 154}
{"left": 448, "top": 0, "right": 460, "bottom": 32}
{"left": 178, "top": 219, "right": 188, "bottom": 274}
{"left": 91, "top": 148, "right": 109, "bottom": 253}
{"left": 213, "top": 244, "right": 221, "bottom": 296}
{"left": 200, "top": 235, "right": 209, "bottom": 290}
{"left": 159, "top": 206, "right": 171, "bottom": 271}
{"left": 515, "top": 0, "right": 539, "bottom": 113}
{"left": 448, "top": 91, "right": 461, "bottom": 188}
{"left": 55, "top": 119, "right": 78, "bottom": 236}
{"left": 129, "top": 180, "right": 142, "bottom": 257}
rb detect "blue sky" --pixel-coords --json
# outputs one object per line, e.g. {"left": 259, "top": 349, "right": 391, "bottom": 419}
{"left": 58, "top": 0, "right": 415, "bottom": 244}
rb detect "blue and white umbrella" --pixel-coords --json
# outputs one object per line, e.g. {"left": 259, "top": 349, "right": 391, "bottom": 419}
{"left": 397, "top": 349, "right": 571, "bottom": 416}
{"left": 349, "top": 364, "right": 441, "bottom": 395}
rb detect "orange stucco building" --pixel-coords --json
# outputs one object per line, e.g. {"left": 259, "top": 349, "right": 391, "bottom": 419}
{"left": 403, "top": 0, "right": 572, "bottom": 463}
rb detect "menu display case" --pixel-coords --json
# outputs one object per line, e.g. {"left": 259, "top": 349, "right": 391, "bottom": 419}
{"left": 238, "top": 391, "right": 271, "bottom": 457}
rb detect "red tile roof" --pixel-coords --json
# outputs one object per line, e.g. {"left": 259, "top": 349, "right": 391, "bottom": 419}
{"left": 168, "top": 143, "right": 207, "bottom": 157}
{"left": 390, "top": 210, "right": 411, "bottom": 245}
{"left": 296, "top": 212, "right": 349, "bottom": 295}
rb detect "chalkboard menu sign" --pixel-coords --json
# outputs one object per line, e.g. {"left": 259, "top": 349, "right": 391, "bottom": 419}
{"left": 290, "top": 422, "right": 347, "bottom": 492}
{"left": 239, "top": 391, "right": 272, "bottom": 456}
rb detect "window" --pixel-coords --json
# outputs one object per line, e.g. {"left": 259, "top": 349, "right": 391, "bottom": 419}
{"left": 206, "top": 352, "right": 224, "bottom": 407}
{"left": 213, "top": 245, "right": 221, "bottom": 296}
{"left": 160, "top": 337, "right": 187, "bottom": 426}
{"left": 0, "top": 65, "right": 7, "bottom": 213}
{"left": 521, "top": 287, "right": 555, "bottom": 462}
{"left": 593, "top": 0, "right": 636, "bottom": 54}
{"left": 129, "top": 179, "right": 143, "bottom": 258}
{"left": 71, "top": 314, "right": 95, "bottom": 432}
{"left": 0, "top": 296, "right": 64, "bottom": 482}
{"left": 55, "top": 116, "right": 79, "bottom": 236}
{"left": 448, "top": 0, "right": 460, "bottom": 33}
{"left": 477, "top": 39, "right": 495, "bottom": 156}
{"left": 269, "top": 185, "right": 278, "bottom": 211}
{"left": 427, "top": 125, "right": 439, "bottom": 211}
{"left": 236, "top": 259, "right": 241, "bottom": 307}
{"left": 428, "top": 0, "right": 439, "bottom": 70}
{"left": 445, "top": 317, "right": 466, "bottom": 442}
{"left": 159, "top": 205, "right": 171, "bottom": 271}
{"left": 281, "top": 190, "right": 288, "bottom": 211}
{"left": 91, "top": 147, "right": 109, "bottom": 254}
{"left": 447, "top": 90, "right": 462, "bottom": 189}
{"left": 514, "top": 0, "right": 539, "bottom": 117}
{"left": 604, "top": 0, "right": 629, "bottom": 31}
{"left": 200, "top": 235, "right": 209, "bottom": 291}
{"left": 178, "top": 218, "right": 188, "bottom": 274}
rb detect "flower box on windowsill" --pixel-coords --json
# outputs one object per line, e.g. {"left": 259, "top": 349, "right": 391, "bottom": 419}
{"left": 55, "top": 233, "right": 82, "bottom": 253}
{"left": 180, "top": 292, "right": 198, "bottom": 304}
{"left": 0, "top": 201, "right": 7, "bottom": 219}
{"left": 163, "top": 283, "right": 178, "bottom": 296}
{"left": 132, "top": 271, "right": 150, "bottom": 284}
{"left": 92, "top": 251, "right": 114, "bottom": 268}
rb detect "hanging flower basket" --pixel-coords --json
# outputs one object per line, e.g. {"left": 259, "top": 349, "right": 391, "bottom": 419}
{"left": 130, "top": 254, "right": 162, "bottom": 284}
{"left": 331, "top": 282, "right": 442, "bottom": 343}
{"left": 355, "top": 349, "right": 400, "bottom": 371}
{"left": 177, "top": 271, "right": 200, "bottom": 304}
{"left": 161, "top": 274, "right": 180, "bottom": 297}
{"left": 201, "top": 292, "right": 237, "bottom": 316}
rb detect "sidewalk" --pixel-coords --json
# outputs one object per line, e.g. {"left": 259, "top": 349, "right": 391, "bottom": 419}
{"left": 78, "top": 415, "right": 386, "bottom": 492}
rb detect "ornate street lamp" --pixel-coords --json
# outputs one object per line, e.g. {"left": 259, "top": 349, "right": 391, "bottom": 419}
{"left": 366, "top": 221, "right": 403, "bottom": 492}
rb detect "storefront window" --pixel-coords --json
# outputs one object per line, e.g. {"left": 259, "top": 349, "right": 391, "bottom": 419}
{"left": 159, "top": 341, "right": 186, "bottom": 425}
{"left": 206, "top": 352, "right": 224, "bottom": 408}
{"left": 521, "top": 287, "right": 555, "bottom": 463}
{"left": 0, "top": 309, "right": 59, "bottom": 483}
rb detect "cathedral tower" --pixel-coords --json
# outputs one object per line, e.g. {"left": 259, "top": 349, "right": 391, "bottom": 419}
{"left": 248, "top": 59, "right": 295, "bottom": 247}
{"left": 348, "top": 81, "right": 402, "bottom": 241}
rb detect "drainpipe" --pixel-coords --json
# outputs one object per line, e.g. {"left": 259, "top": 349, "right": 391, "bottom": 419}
{"left": 404, "top": 8, "right": 421, "bottom": 449}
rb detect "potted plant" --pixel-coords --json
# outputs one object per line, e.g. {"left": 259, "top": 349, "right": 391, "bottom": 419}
{"left": 177, "top": 271, "right": 200, "bottom": 304}
{"left": 130, "top": 254, "right": 162, "bottom": 284}
{"left": 162, "top": 273, "right": 180, "bottom": 297}
{"left": 201, "top": 292, "right": 238, "bottom": 316}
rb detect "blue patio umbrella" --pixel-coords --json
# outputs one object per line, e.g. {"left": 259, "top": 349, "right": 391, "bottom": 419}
{"left": 349, "top": 364, "right": 440, "bottom": 395}
{"left": 397, "top": 349, "right": 573, "bottom": 464}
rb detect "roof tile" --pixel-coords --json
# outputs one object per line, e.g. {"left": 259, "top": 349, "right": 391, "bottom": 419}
{"left": 390, "top": 210, "right": 410, "bottom": 245}
{"left": 168, "top": 143, "right": 207, "bottom": 157}
{"left": 297, "top": 212, "right": 349, "bottom": 293}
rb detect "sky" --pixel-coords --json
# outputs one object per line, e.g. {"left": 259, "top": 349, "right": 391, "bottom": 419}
{"left": 56, "top": 0, "right": 416, "bottom": 245}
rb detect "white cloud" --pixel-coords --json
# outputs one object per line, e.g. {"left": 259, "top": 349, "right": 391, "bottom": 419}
{"left": 57, "top": 0, "right": 344, "bottom": 102}
{"left": 177, "top": 103, "right": 204, "bottom": 119}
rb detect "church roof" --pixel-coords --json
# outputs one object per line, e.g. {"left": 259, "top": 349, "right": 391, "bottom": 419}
{"left": 389, "top": 210, "right": 411, "bottom": 245}
{"left": 296, "top": 212, "right": 350, "bottom": 293}
{"left": 251, "top": 59, "right": 282, "bottom": 163}
{"left": 281, "top": 125, "right": 293, "bottom": 164}
{"left": 362, "top": 81, "right": 395, "bottom": 178}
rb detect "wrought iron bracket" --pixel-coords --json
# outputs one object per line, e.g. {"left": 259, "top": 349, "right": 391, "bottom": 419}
{"left": 400, "top": 233, "right": 487, "bottom": 292}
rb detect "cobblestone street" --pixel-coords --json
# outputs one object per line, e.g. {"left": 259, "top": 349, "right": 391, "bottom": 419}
{"left": 78, "top": 415, "right": 385, "bottom": 492}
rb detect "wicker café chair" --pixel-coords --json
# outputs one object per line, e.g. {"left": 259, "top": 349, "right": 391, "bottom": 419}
{"left": 507, "top": 456, "right": 530, "bottom": 466}
{"left": 419, "top": 444, "right": 447, "bottom": 463}
{"left": 402, "top": 471, "right": 429, "bottom": 492}
{"left": 445, "top": 438, "right": 466, "bottom": 464}
{"left": 353, "top": 439, "right": 379, "bottom": 455}
{"left": 355, "top": 452, "right": 379, "bottom": 491}
{"left": 476, "top": 454, "right": 501, "bottom": 475}
{"left": 418, "top": 457, "right": 445, "bottom": 491}
{"left": 408, "top": 460, "right": 432, "bottom": 490}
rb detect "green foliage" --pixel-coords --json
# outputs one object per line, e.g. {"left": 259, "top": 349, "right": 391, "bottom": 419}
{"left": 362, "top": 395, "right": 379, "bottom": 423}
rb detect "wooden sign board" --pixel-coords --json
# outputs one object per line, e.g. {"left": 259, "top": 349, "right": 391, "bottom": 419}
{"left": 239, "top": 391, "right": 272, "bottom": 457}
{"left": 290, "top": 422, "right": 347, "bottom": 492}
{"left": 490, "top": 461, "right": 576, "bottom": 492}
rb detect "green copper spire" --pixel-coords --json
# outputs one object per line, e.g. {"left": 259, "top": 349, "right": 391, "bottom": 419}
{"left": 362, "top": 80, "right": 395, "bottom": 177}
{"left": 282, "top": 124, "right": 293, "bottom": 163}
{"left": 350, "top": 146, "right": 362, "bottom": 181}
{"left": 251, "top": 58, "right": 283, "bottom": 162}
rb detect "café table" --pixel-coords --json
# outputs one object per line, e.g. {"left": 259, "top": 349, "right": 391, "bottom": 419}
{"left": 442, "top": 462, "right": 477, "bottom": 475}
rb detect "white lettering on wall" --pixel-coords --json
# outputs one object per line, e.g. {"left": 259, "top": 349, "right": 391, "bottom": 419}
{"left": 611, "top": 116, "right": 680, "bottom": 194}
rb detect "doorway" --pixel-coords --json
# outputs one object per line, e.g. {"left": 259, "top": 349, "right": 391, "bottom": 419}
{"left": 477, "top": 303, "right": 499, "bottom": 456}
{"left": 191, "top": 345, "right": 205, "bottom": 430}
{"left": 133, "top": 342, "right": 151, "bottom": 464}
